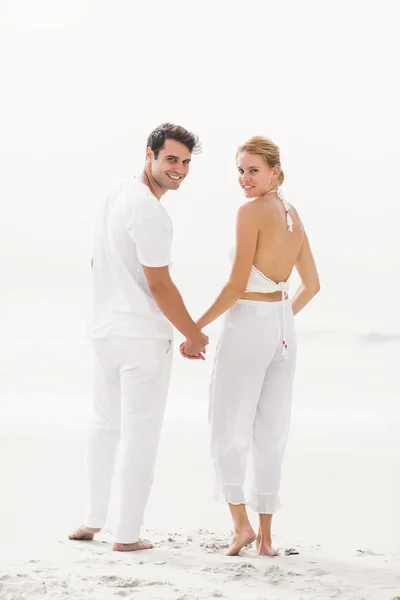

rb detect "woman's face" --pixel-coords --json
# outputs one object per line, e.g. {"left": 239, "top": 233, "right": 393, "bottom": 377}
{"left": 237, "top": 152, "right": 279, "bottom": 198}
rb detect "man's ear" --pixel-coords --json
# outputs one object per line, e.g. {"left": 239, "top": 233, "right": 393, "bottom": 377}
{"left": 146, "top": 146, "right": 154, "bottom": 162}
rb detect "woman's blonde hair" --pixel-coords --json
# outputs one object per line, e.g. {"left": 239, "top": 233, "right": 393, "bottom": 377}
{"left": 236, "top": 136, "right": 284, "bottom": 186}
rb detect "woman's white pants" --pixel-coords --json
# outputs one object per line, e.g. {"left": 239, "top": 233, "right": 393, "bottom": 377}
{"left": 209, "top": 299, "right": 296, "bottom": 514}
{"left": 84, "top": 337, "right": 173, "bottom": 543}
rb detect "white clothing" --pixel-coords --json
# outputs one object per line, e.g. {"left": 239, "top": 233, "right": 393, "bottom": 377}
{"left": 245, "top": 266, "right": 290, "bottom": 295}
{"left": 85, "top": 336, "right": 173, "bottom": 543}
{"left": 245, "top": 267, "right": 291, "bottom": 357}
{"left": 209, "top": 299, "right": 296, "bottom": 514}
{"left": 276, "top": 187, "right": 293, "bottom": 232}
{"left": 87, "top": 178, "right": 173, "bottom": 341}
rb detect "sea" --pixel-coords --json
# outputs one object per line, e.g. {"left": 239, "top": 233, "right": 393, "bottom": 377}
{"left": 2, "top": 257, "right": 399, "bottom": 433}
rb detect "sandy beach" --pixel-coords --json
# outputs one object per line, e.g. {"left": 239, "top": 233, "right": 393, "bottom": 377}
{"left": 2, "top": 298, "right": 400, "bottom": 600}
{"left": 1, "top": 404, "right": 399, "bottom": 600}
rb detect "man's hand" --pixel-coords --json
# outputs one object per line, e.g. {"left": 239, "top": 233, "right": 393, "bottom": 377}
{"left": 180, "top": 332, "right": 209, "bottom": 361}
{"left": 179, "top": 342, "right": 205, "bottom": 361}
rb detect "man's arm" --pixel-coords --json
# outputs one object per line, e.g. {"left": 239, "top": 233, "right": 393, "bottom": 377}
{"left": 142, "top": 265, "right": 208, "bottom": 357}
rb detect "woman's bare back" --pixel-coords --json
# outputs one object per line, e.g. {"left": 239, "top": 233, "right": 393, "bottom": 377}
{"left": 240, "top": 196, "right": 304, "bottom": 302}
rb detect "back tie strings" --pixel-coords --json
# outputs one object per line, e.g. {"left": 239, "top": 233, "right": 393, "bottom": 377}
{"left": 263, "top": 188, "right": 293, "bottom": 232}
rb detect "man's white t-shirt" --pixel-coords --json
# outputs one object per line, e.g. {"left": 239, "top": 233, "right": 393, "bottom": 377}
{"left": 87, "top": 178, "right": 173, "bottom": 340}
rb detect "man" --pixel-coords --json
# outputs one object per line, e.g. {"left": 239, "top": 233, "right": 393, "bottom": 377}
{"left": 69, "top": 123, "right": 208, "bottom": 551}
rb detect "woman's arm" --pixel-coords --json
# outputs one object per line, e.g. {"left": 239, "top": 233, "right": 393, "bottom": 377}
{"left": 291, "top": 232, "right": 320, "bottom": 315}
{"left": 196, "top": 204, "right": 258, "bottom": 329}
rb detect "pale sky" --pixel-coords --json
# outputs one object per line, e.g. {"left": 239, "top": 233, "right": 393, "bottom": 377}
{"left": 1, "top": 0, "right": 399, "bottom": 336}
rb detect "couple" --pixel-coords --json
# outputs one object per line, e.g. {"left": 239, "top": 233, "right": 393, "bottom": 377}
{"left": 69, "top": 123, "right": 320, "bottom": 557}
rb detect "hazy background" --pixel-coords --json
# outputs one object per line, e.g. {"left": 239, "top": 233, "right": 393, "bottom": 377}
{"left": 1, "top": 0, "right": 399, "bottom": 428}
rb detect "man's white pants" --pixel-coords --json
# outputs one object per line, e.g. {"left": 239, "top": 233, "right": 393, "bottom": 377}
{"left": 209, "top": 299, "right": 296, "bottom": 514}
{"left": 85, "top": 337, "right": 173, "bottom": 543}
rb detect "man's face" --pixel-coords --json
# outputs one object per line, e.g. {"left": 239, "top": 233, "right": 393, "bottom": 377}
{"left": 147, "top": 139, "right": 192, "bottom": 191}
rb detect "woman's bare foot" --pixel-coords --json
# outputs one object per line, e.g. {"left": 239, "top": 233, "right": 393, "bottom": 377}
{"left": 68, "top": 525, "right": 101, "bottom": 541}
{"left": 112, "top": 539, "right": 154, "bottom": 552}
{"left": 225, "top": 526, "right": 256, "bottom": 556}
{"left": 256, "top": 534, "right": 279, "bottom": 556}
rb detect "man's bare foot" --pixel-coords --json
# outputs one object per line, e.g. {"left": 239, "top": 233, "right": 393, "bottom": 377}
{"left": 256, "top": 535, "right": 279, "bottom": 556}
{"left": 224, "top": 526, "right": 256, "bottom": 556}
{"left": 112, "top": 539, "right": 153, "bottom": 552}
{"left": 68, "top": 525, "right": 101, "bottom": 541}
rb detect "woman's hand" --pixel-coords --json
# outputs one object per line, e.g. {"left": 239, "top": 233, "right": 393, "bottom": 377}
{"left": 180, "top": 341, "right": 206, "bottom": 361}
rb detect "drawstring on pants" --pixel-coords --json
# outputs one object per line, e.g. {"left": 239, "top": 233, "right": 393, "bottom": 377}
{"left": 278, "top": 284, "right": 290, "bottom": 359}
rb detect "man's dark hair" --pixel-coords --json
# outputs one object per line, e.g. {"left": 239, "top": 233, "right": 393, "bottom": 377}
{"left": 147, "top": 123, "right": 201, "bottom": 158}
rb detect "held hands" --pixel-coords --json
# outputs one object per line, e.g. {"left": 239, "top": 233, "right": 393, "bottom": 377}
{"left": 180, "top": 332, "right": 209, "bottom": 361}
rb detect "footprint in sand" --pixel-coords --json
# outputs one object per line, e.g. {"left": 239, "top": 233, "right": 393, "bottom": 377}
{"left": 226, "top": 563, "right": 258, "bottom": 581}
{"left": 176, "top": 592, "right": 204, "bottom": 600}
{"left": 238, "top": 563, "right": 257, "bottom": 571}
{"left": 308, "top": 567, "right": 329, "bottom": 576}
{"left": 205, "top": 562, "right": 257, "bottom": 578}
{"left": 263, "top": 565, "right": 284, "bottom": 586}
{"left": 264, "top": 565, "right": 281, "bottom": 575}
{"left": 100, "top": 575, "right": 140, "bottom": 588}
{"left": 200, "top": 538, "right": 230, "bottom": 553}
{"left": 100, "top": 575, "right": 173, "bottom": 590}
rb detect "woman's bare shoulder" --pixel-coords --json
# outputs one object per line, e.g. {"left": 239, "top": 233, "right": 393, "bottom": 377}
{"left": 238, "top": 198, "right": 303, "bottom": 229}
{"left": 237, "top": 199, "right": 262, "bottom": 220}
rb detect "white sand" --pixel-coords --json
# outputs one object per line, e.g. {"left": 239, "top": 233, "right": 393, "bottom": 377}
{"left": 1, "top": 416, "right": 399, "bottom": 600}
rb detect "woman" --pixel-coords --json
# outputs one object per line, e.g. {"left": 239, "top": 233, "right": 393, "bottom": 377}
{"left": 181, "top": 136, "right": 320, "bottom": 556}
